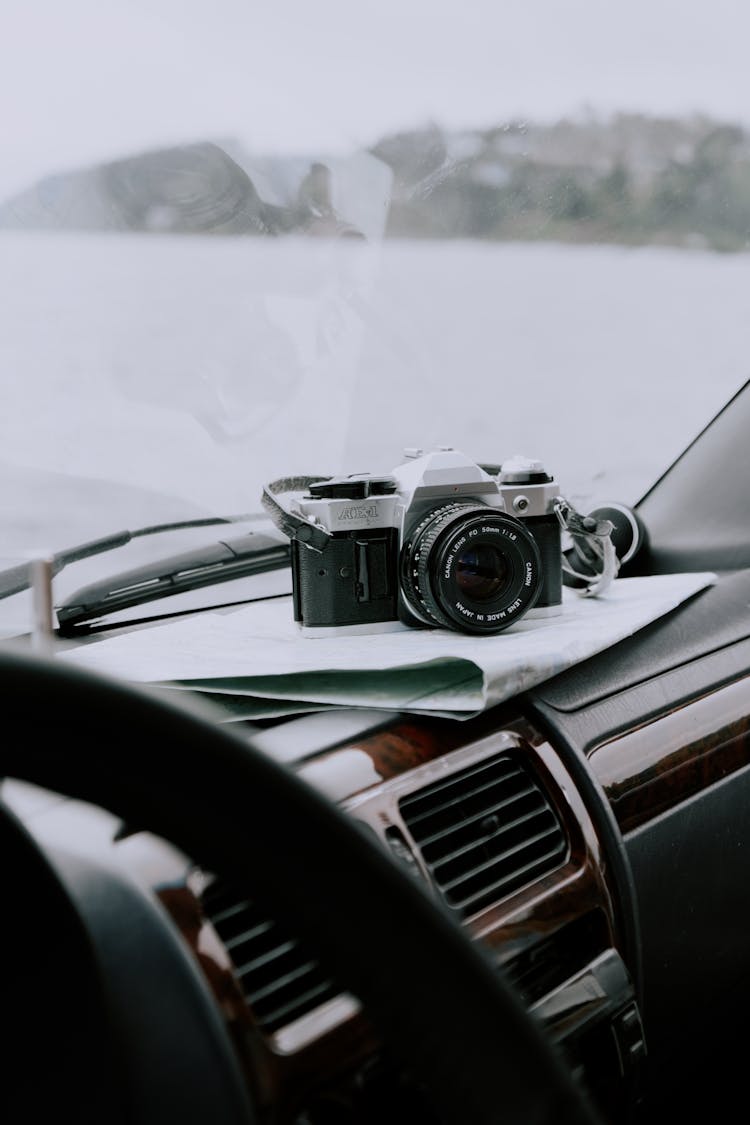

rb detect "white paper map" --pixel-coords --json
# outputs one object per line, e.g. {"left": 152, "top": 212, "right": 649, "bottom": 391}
{"left": 57, "top": 572, "right": 716, "bottom": 719}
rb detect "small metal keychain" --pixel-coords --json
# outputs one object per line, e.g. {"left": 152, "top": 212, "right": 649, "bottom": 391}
{"left": 554, "top": 498, "right": 618, "bottom": 597}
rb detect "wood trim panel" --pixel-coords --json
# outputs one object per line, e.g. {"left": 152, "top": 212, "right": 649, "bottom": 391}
{"left": 587, "top": 676, "right": 750, "bottom": 833}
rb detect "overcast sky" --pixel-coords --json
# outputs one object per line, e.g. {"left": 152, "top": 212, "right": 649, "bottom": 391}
{"left": 3, "top": 0, "right": 750, "bottom": 198}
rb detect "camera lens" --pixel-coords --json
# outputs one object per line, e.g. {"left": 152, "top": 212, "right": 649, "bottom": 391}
{"left": 455, "top": 545, "right": 511, "bottom": 601}
{"left": 400, "top": 503, "right": 543, "bottom": 635}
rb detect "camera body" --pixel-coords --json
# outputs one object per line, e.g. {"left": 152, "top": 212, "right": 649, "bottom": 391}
{"left": 287, "top": 447, "right": 563, "bottom": 636}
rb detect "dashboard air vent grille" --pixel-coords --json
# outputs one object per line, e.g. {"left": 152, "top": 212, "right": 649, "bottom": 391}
{"left": 200, "top": 878, "right": 343, "bottom": 1034}
{"left": 398, "top": 751, "right": 568, "bottom": 919}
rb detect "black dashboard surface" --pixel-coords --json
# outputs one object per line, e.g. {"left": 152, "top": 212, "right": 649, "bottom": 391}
{"left": 526, "top": 569, "right": 750, "bottom": 724}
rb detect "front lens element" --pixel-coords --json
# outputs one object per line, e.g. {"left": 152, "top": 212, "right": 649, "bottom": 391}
{"left": 455, "top": 545, "right": 511, "bottom": 602}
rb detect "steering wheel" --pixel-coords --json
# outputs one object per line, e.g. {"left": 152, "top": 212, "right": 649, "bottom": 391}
{"left": 0, "top": 647, "right": 601, "bottom": 1125}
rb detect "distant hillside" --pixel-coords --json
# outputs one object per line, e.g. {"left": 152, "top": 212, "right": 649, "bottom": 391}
{"left": 370, "top": 113, "right": 750, "bottom": 251}
{"left": 3, "top": 113, "right": 750, "bottom": 251}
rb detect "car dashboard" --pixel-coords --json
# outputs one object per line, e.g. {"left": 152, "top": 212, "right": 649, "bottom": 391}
{"left": 4, "top": 567, "right": 750, "bottom": 1125}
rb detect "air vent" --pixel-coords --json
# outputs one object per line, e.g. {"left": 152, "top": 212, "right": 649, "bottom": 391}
{"left": 200, "top": 878, "right": 344, "bottom": 1034}
{"left": 398, "top": 751, "right": 568, "bottom": 919}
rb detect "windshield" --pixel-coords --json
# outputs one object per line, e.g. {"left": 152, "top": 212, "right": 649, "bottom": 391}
{"left": 3, "top": 1, "right": 749, "bottom": 632}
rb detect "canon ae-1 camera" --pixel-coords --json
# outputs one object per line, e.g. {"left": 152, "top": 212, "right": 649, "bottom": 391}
{"left": 262, "top": 447, "right": 616, "bottom": 637}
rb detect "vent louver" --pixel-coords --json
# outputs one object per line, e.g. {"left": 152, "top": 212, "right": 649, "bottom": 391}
{"left": 200, "top": 879, "right": 343, "bottom": 1034}
{"left": 398, "top": 751, "right": 568, "bottom": 919}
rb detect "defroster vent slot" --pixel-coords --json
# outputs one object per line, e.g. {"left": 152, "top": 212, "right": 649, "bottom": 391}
{"left": 398, "top": 751, "right": 568, "bottom": 919}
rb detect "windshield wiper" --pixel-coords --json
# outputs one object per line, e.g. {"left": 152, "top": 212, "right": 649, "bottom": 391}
{"left": 0, "top": 513, "right": 264, "bottom": 602}
{"left": 55, "top": 530, "right": 290, "bottom": 633}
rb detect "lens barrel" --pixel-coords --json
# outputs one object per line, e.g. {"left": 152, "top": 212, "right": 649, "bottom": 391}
{"left": 400, "top": 503, "right": 543, "bottom": 634}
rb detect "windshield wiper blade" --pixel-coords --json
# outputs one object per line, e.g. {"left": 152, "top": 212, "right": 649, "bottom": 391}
{"left": 0, "top": 513, "right": 263, "bottom": 602}
{"left": 55, "top": 530, "right": 290, "bottom": 633}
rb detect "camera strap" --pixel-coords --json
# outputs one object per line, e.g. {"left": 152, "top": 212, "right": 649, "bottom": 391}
{"left": 261, "top": 476, "right": 334, "bottom": 552}
{"left": 554, "top": 498, "right": 619, "bottom": 597}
